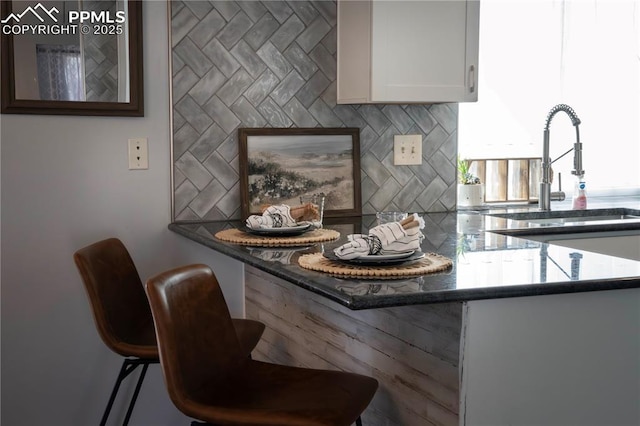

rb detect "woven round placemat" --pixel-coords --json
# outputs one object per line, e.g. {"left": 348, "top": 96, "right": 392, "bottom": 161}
{"left": 214, "top": 228, "right": 340, "bottom": 247}
{"left": 298, "top": 252, "right": 452, "bottom": 279}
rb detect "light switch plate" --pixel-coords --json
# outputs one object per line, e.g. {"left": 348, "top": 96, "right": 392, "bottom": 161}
{"left": 128, "top": 138, "right": 148, "bottom": 170}
{"left": 393, "top": 134, "right": 422, "bottom": 165}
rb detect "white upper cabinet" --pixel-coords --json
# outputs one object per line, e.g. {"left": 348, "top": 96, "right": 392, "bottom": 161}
{"left": 337, "top": 0, "right": 480, "bottom": 104}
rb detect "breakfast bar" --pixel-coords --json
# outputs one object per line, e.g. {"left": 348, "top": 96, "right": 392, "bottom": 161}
{"left": 170, "top": 208, "right": 640, "bottom": 426}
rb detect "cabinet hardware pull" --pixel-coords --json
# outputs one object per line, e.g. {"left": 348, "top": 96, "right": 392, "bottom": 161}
{"left": 468, "top": 65, "right": 475, "bottom": 93}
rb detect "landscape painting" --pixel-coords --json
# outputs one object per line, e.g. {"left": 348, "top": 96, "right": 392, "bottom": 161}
{"left": 239, "top": 128, "right": 361, "bottom": 219}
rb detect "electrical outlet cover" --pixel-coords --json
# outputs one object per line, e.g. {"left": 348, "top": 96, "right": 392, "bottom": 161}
{"left": 393, "top": 134, "right": 422, "bottom": 165}
{"left": 128, "top": 138, "right": 148, "bottom": 170}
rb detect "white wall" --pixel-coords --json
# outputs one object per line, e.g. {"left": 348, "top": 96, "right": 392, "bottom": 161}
{"left": 1, "top": 2, "right": 245, "bottom": 425}
{"left": 461, "top": 288, "right": 640, "bottom": 426}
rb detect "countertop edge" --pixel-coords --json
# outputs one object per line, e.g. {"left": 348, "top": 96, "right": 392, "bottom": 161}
{"left": 169, "top": 221, "right": 640, "bottom": 310}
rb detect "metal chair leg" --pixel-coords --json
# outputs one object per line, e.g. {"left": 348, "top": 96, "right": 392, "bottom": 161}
{"left": 99, "top": 358, "right": 157, "bottom": 426}
{"left": 122, "top": 361, "right": 150, "bottom": 426}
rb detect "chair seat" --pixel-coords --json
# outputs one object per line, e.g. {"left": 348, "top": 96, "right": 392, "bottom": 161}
{"left": 180, "top": 359, "right": 378, "bottom": 426}
{"left": 231, "top": 319, "right": 265, "bottom": 359}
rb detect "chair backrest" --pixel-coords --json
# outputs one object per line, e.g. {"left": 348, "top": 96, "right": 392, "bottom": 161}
{"left": 73, "top": 238, "right": 156, "bottom": 357}
{"left": 144, "top": 264, "right": 244, "bottom": 406}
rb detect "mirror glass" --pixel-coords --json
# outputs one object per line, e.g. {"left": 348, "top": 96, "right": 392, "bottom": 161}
{"left": 1, "top": 0, "right": 143, "bottom": 116}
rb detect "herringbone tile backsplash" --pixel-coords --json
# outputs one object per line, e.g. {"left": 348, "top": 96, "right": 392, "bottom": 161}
{"left": 171, "top": 0, "right": 458, "bottom": 221}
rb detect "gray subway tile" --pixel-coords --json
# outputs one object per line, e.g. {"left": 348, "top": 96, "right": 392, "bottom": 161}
{"left": 296, "top": 16, "right": 331, "bottom": 53}
{"left": 271, "top": 70, "right": 305, "bottom": 106}
{"left": 203, "top": 152, "right": 239, "bottom": 190}
{"left": 311, "top": 0, "right": 337, "bottom": 26}
{"left": 217, "top": 11, "right": 253, "bottom": 50}
{"left": 176, "top": 151, "right": 213, "bottom": 191}
{"left": 257, "top": 41, "right": 293, "bottom": 79}
{"left": 175, "top": 95, "right": 213, "bottom": 134}
{"left": 244, "top": 12, "right": 279, "bottom": 50}
{"left": 405, "top": 105, "right": 437, "bottom": 135}
{"left": 271, "top": 14, "right": 305, "bottom": 51}
{"left": 203, "top": 96, "right": 241, "bottom": 134}
{"left": 202, "top": 39, "right": 241, "bottom": 79}
{"left": 171, "top": 7, "right": 198, "bottom": 47}
{"left": 296, "top": 70, "right": 330, "bottom": 108}
{"left": 286, "top": 0, "right": 319, "bottom": 25}
{"left": 231, "top": 97, "right": 268, "bottom": 128}
{"left": 190, "top": 123, "right": 227, "bottom": 162}
{"left": 309, "top": 43, "right": 336, "bottom": 80}
{"left": 213, "top": 1, "right": 241, "bottom": 21}
{"left": 257, "top": 98, "right": 294, "bottom": 127}
{"left": 283, "top": 97, "right": 319, "bottom": 127}
{"left": 308, "top": 98, "right": 342, "bottom": 127}
{"left": 244, "top": 69, "right": 279, "bottom": 106}
{"left": 262, "top": 1, "right": 293, "bottom": 23}
{"left": 174, "top": 179, "right": 199, "bottom": 214}
{"left": 188, "top": 66, "right": 227, "bottom": 105}
{"left": 283, "top": 43, "right": 318, "bottom": 80}
{"left": 237, "top": 1, "right": 267, "bottom": 22}
{"left": 361, "top": 152, "right": 392, "bottom": 187}
{"left": 230, "top": 39, "right": 267, "bottom": 78}
{"left": 173, "top": 123, "right": 198, "bottom": 158}
{"left": 382, "top": 105, "right": 415, "bottom": 134}
{"left": 189, "top": 180, "right": 228, "bottom": 218}
{"left": 182, "top": 1, "right": 213, "bottom": 18}
{"left": 358, "top": 105, "right": 391, "bottom": 136}
{"left": 188, "top": 9, "right": 226, "bottom": 48}
{"left": 174, "top": 37, "right": 213, "bottom": 77}
{"left": 172, "top": 66, "right": 199, "bottom": 103}
{"left": 217, "top": 69, "right": 254, "bottom": 106}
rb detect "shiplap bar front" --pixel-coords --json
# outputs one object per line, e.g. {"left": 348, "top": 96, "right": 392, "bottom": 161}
{"left": 245, "top": 266, "right": 463, "bottom": 425}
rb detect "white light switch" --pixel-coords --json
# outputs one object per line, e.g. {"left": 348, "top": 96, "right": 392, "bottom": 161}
{"left": 393, "top": 134, "right": 422, "bottom": 165}
{"left": 128, "top": 138, "right": 148, "bottom": 170}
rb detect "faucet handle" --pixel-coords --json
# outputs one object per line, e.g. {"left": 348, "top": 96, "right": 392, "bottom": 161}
{"left": 550, "top": 172, "right": 566, "bottom": 201}
{"left": 557, "top": 172, "right": 562, "bottom": 191}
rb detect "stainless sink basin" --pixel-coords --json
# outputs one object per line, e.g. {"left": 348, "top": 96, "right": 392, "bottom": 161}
{"left": 524, "top": 214, "right": 640, "bottom": 226}
{"left": 486, "top": 208, "right": 640, "bottom": 235}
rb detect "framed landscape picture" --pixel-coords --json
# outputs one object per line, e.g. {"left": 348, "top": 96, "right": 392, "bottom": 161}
{"left": 239, "top": 128, "right": 361, "bottom": 219}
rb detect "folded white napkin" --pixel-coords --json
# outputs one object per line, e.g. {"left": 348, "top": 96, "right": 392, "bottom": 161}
{"left": 334, "top": 213, "right": 425, "bottom": 260}
{"left": 246, "top": 205, "right": 297, "bottom": 229}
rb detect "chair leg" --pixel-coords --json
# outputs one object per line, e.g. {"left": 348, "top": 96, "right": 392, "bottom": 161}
{"left": 100, "top": 358, "right": 157, "bottom": 426}
{"left": 122, "top": 361, "right": 150, "bottom": 426}
{"left": 356, "top": 416, "right": 363, "bottom": 426}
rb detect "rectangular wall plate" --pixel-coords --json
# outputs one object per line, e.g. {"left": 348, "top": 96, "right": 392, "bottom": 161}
{"left": 393, "top": 134, "right": 422, "bottom": 165}
{"left": 128, "top": 138, "right": 148, "bottom": 170}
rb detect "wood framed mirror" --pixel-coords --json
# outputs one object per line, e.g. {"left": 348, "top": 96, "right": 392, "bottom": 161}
{"left": 0, "top": 0, "right": 143, "bottom": 116}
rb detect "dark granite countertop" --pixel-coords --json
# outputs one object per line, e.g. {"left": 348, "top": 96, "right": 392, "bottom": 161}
{"left": 170, "top": 197, "right": 640, "bottom": 310}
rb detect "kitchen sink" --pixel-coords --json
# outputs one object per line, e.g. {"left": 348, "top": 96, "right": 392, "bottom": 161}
{"left": 486, "top": 207, "right": 640, "bottom": 236}
{"left": 489, "top": 208, "right": 640, "bottom": 224}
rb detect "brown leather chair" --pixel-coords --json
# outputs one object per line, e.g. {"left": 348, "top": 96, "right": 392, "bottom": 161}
{"left": 145, "top": 263, "right": 379, "bottom": 426}
{"left": 74, "top": 238, "right": 265, "bottom": 426}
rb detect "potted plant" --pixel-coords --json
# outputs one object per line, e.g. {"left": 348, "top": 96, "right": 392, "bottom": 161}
{"left": 457, "top": 157, "right": 485, "bottom": 208}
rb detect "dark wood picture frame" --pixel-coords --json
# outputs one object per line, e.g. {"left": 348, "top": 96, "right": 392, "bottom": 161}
{"left": 0, "top": 0, "right": 143, "bottom": 116}
{"left": 239, "top": 127, "right": 362, "bottom": 219}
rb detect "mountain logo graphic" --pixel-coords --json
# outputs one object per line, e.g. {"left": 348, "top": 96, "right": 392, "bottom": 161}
{"left": 1, "top": 3, "right": 59, "bottom": 24}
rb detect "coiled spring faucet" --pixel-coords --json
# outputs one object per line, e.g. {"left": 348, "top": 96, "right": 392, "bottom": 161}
{"left": 540, "top": 104, "right": 583, "bottom": 210}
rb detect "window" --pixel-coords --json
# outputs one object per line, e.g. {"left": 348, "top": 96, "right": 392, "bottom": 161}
{"left": 36, "top": 44, "right": 84, "bottom": 101}
{"left": 459, "top": 0, "right": 640, "bottom": 193}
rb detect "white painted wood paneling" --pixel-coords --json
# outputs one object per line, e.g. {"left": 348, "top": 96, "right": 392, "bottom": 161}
{"left": 246, "top": 266, "right": 462, "bottom": 425}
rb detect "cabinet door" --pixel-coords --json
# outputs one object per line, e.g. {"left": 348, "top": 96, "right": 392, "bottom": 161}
{"left": 336, "top": 0, "right": 372, "bottom": 104}
{"left": 371, "top": 0, "right": 479, "bottom": 103}
{"left": 337, "top": 0, "right": 479, "bottom": 104}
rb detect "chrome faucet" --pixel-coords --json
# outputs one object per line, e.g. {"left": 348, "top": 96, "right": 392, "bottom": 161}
{"left": 540, "top": 104, "right": 583, "bottom": 210}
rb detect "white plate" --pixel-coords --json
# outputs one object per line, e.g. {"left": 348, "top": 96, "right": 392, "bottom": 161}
{"left": 244, "top": 223, "right": 311, "bottom": 236}
{"left": 357, "top": 251, "right": 415, "bottom": 261}
{"left": 324, "top": 250, "right": 424, "bottom": 265}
